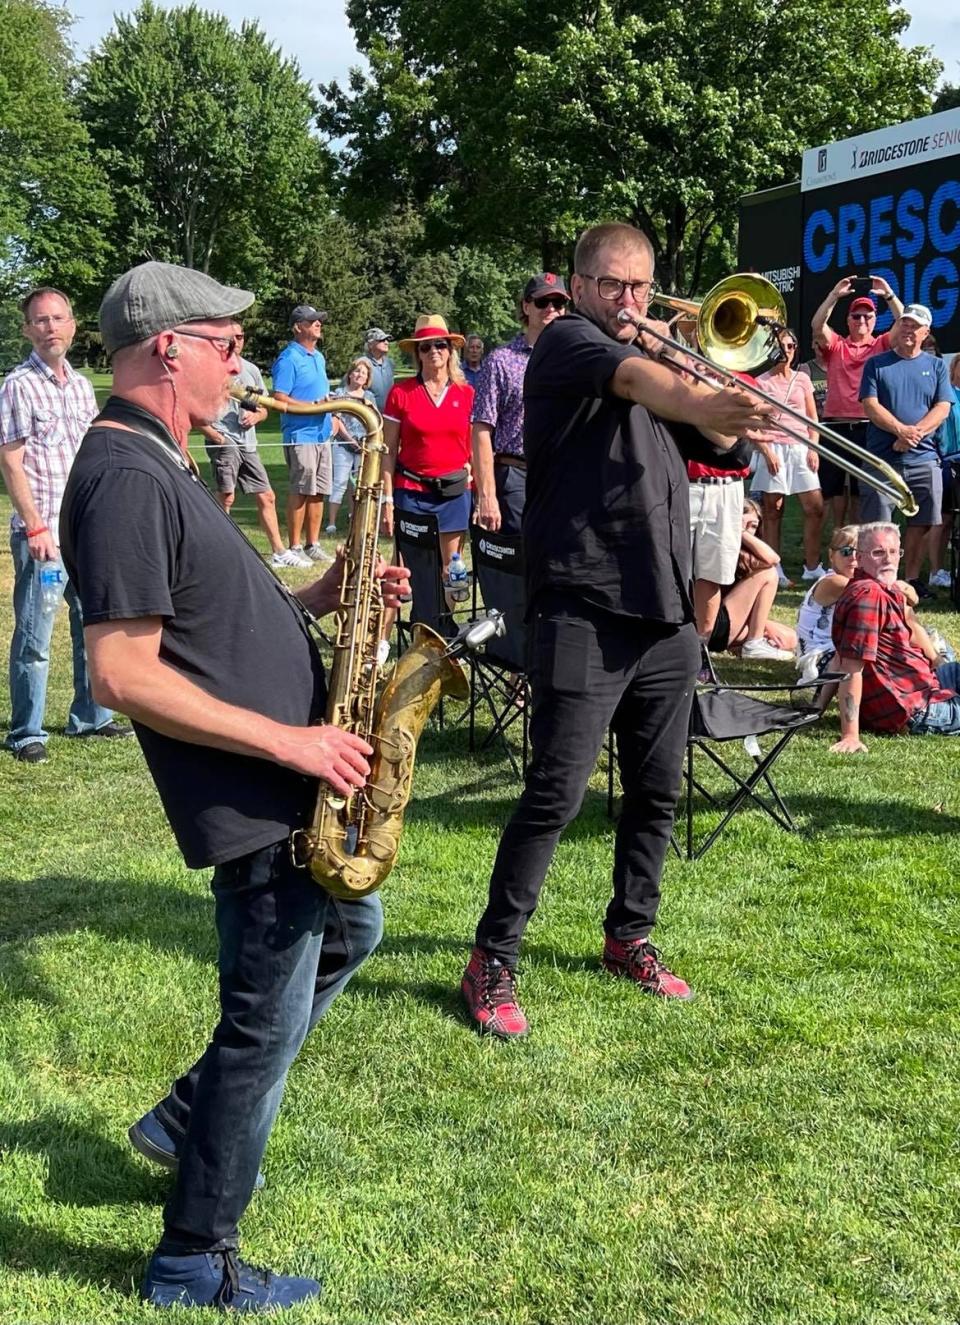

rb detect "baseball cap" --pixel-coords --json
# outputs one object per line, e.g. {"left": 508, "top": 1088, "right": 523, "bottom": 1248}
{"left": 365, "top": 327, "right": 391, "bottom": 342}
{"left": 291, "top": 304, "right": 328, "bottom": 326}
{"left": 900, "top": 303, "right": 932, "bottom": 327}
{"left": 523, "top": 272, "right": 570, "bottom": 301}
{"left": 99, "top": 261, "right": 254, "bottom": 356}
{"left": 849, "top": 296, "right": 876, "bottom": 314}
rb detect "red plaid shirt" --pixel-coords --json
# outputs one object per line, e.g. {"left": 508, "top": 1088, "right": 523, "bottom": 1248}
{"left": 0, "top": 350, "right": 97, "bottom": 535}
{"left": 832, "top": 571, "right": 953, "bottom": 732}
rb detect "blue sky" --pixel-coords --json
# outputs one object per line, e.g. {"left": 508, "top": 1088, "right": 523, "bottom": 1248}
{"left": 67, "top": 0, "right": 960, "bottom": 99}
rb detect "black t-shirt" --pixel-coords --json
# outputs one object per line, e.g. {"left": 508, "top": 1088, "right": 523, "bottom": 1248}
{"left": 59, "top": 413, "right": 326, "bottom": 868}
{"left": 522, "top": 311, "right": 744, "bottom": 622}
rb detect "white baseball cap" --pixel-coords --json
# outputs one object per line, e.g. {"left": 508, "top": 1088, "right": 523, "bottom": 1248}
{"left": 900, "top": 303, "right": 932, "bottom": 327}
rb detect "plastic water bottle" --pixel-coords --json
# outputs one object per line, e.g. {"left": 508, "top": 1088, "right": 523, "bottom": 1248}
{"left": 446, "top": 551, "right": 469, "bottom": 602}
{"left": 39, "top": 561, "right": 65, "bottom": 615}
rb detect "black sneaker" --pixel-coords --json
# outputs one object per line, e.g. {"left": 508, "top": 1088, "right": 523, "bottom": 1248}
{"left": 13, "top": 741, "right": 48, "bottom": 764}
{"left": 142, "top": 1248, "right": 320, "bottom": 1311}
{"left": 82, "top": 720, "right": 134, "bottom": 739}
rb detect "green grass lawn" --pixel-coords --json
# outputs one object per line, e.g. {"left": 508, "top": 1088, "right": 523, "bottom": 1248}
{"left": 1, "top": 401, "right": 960, "bottom": 1323}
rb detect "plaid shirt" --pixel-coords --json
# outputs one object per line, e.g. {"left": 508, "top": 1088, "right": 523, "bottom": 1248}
{"left": 832, "top": 570, "right": 953, "bottom": 732}
{"left": 0, "top": 350, "right": 97, "bottom": 534}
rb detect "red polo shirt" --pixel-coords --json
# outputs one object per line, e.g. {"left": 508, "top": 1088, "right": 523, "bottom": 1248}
{"left": 384, "top": 377, "right": 473, "bottom": 491}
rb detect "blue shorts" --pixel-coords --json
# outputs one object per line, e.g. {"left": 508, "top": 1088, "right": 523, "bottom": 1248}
{"left": 394, "top": 486, "right": 473, "bottom": 533}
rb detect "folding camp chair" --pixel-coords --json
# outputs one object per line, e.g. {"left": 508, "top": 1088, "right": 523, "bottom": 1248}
{"left": 393, "top": 509, "right": 457, "bottom": 648}
{"left": 467, "top": 526, "right": 529, "bottom": 778}
{"left": 677, "top": 652, "right": 839, "bottom": 860}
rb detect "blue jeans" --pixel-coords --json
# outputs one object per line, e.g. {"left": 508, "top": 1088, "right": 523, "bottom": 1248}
{"left": 330, "top": 443, "right": 361, "bottom": 503}
{"left": 6, "top": 531, "right": 113, "bottom": 751}
{"left": 908, "top": 660, "right": 960, "bottom": 735}
{"left": 156, "top": 838, "right": 383, "bottom": 1252}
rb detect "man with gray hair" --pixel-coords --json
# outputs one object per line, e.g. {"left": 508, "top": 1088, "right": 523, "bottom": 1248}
{"left": 830, "top": 521, "right": 960, "bottom": 753}
{"left": 59, "top": 260, "right": 409, "bottom": 1311}
{"left": 360, "top": 325, "right": 394, "bottom": 412}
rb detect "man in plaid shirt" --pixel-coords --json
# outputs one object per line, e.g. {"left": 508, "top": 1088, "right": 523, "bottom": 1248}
{"left": 0, "top": 287, "right": 128, "bottom": 763}
{"left": 831, "top": 522, "right": 960, "bottom": 752}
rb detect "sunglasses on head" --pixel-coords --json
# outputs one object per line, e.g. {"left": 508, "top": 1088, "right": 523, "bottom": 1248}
{"left": 532, "top": 295, "right": 567, "bottom": 310}
{"left": 418, "top": 339, "right": 450, "bottom": 353}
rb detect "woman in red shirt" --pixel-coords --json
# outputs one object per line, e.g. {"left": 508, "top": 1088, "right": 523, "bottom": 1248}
{"left": 380, "top": 314, "right": 474, "bottom": 569}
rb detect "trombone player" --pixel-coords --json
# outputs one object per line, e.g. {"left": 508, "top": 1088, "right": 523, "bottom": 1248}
{"left": 461, "top": 222, "right": 776, "bottom": 1038}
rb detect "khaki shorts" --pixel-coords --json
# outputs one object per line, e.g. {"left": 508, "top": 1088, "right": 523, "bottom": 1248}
{"left": 285, "top": 442, "right": 332, "bottom": 496}
{"left": 689, "top": 477, "right": 744, "bottom": 585}
{"left": 750, "top": 445, "right": 820, "bottom": 496}
{"left": 205, "top": 442, "right": 271, "bottom": 495}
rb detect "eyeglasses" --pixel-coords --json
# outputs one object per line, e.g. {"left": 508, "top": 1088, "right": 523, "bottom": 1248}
{"left": 850, "top": 313, "right": 874, "bottom": 321}
{"left": 581, "top": 274, "right": 658, "bottom": 303}
{"left": 532, "top": 295, "right": 568, "bottom": 310}
{"left": 29, "top": 314, "right": 73, "bottom": 328}
{"left": 782, "top": 340, "right": 797, "bottom": 350}
{"left": 864, "top": 547, "right": 902, "bottom": 561}
{"left": 834, "top": 545, "right": 856, "bottom": 557}
{"left": 417, "top": 340, "right": 450, "bottom": 353}
{"left": 172, "top": 329, "right": 238, "bottom": 360}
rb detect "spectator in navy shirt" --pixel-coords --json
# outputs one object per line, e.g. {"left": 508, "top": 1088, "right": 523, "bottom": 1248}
{"left": 859, "top": 304, "right": 953, "bottom": 596}
{"left": 360, "top": 327, "right": 394, "bottom": 413}
{"left": 471, "top": 273, "right": 570, "bottom": 534}
{"left": 462, "top": 334, "right": 485, "bottom": 389}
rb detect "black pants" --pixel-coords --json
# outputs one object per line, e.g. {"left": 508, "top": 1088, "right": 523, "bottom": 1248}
{"left": 493, "top": 461, "right": 526, "bottom": 535}
{"left": 475, "top": 592, "right": 699, "bottom": 963}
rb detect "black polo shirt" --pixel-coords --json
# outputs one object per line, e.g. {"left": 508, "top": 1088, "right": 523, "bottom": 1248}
{"left": 60, "top": 411, "right": 325, "bottom": 868}
{"left": 523, "top": 310, "right": 744, "bottom": 622}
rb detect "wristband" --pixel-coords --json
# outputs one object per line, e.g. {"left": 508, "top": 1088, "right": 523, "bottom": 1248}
{"left": 25, "top": 525, "right": 49, "bottom": 537}
{"left": 381, "top": 496, "right": 394, "bottom": 505}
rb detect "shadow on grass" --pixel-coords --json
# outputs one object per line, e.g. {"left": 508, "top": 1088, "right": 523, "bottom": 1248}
{"left": 0, "top": 1113, "right": 168, "bottom": 1208}
{"left": 0, "top": 1210, "right": 140, "bottom": 1292}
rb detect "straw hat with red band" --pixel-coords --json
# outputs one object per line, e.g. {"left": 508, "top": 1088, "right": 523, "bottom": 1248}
{"left": 397, "top": 314, "right": 465, "bottom": 353}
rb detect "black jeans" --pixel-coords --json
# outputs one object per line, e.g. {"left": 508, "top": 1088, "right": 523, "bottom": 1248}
{"left": 493, "top": 461, "right": 526, "bottom": 535}
{"left": 156, "top": 838, "right": 383, "bottom": 1253}
{"left": 476, "top": 592, "right": 699, "bottom": 963}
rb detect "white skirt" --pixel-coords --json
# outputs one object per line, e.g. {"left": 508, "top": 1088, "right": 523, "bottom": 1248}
{"left": 751, "top": 445, "right": 820, "bottom": 496}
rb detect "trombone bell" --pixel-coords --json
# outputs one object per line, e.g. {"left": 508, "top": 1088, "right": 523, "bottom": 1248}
{"left": 657, "top": 273, "right": 787, "bottom": 374}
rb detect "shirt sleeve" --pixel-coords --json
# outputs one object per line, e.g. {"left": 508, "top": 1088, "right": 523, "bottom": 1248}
{"left": 859, "top": 357, "right": 880, "bottom": 402}
{"left": 471, "top": 355, "right": 498, "bottom": 426}
{"left": 0, "top": 376, "right": 29, "bottom": 446}
{"left": 526, "top": 318, "right": 638, "bottom": 401}
{"left": 933, "top": 358, "right": 955, "bottom": 406}
{"left": 832, "top": 583, "right": 881, "bottom": 661}
{"left": 271, "top": 349, "right": 295, "bottom": 396}
{"left": 383, "top": 382, "right": 403, "bottom": 423}
{"left": 63, "top": 468, "right": 180, "bottom": 624}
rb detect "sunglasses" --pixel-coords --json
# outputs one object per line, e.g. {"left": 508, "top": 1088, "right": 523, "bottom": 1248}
{"left": 834, "top": 544, "right": 856, "bottom": 557}
{"left": 170, "top": 329, "right": 238, "bottom": 360}
{"left": 782, "top": 340, "right": 797, "bottom": 350}
{"left": 417, "top": 340, "right": 450, "bottom": 353}
{"left": 850, "top": 313, "right": 874, "bottom": 321}
{"left": 533, "top": 295, "right": 568, "bottom": 310}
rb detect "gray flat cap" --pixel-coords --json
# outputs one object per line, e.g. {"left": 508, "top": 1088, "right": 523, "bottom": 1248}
{"left": 99, "top": 261, "right": 254, "bottom": 356}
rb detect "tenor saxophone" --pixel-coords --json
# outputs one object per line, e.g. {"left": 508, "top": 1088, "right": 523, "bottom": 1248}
{"left": 229, "top": 384, "right": 470, "bottom": 900}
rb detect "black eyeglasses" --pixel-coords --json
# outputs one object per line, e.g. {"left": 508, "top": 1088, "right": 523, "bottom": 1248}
{"left": 580, "top": 274, "right": 658, "bottom": 302}
{"left": 533, "top": 295, "right": 568, "bottom": 310}
{"left": 172, "top": 329, "right": 238, "bottom": 360}
{"left": 835, "top": 544, "right": 856, "bottom": 557}
{"left": 417, "top": 340, "right": 450, "bottom": 353}
{"left": 782, "top": 340, "right": 797, "bottom": 350}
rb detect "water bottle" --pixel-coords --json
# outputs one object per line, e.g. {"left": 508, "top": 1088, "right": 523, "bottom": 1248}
{"left": 446, "top": 551, "right": 469, "bottom": 603}
{"left": 39, "top": 560, "right": 65, "bottom": 615}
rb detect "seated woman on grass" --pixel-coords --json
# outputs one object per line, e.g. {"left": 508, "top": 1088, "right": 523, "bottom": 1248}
{"left": 705, "top": 499, "right": 797, "bottom": 662}
{"left": 795, "top": 524, "right": 859, "bottom": 684}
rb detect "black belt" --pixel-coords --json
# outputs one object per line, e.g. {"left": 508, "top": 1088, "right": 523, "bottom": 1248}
{"left": 691, "top": 475, "right": 741, "bottom": 485}
{"left": 494, "top": 454, "right": 526, "bottom": 470}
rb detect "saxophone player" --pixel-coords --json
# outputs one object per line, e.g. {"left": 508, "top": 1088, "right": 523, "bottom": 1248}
{"left": 59, "top": 261, "right": 409, "bottom": 1312}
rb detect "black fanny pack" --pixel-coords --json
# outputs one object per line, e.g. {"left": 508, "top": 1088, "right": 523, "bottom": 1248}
{"left": 397, "top": 462, "right": 469, "bottom": 498}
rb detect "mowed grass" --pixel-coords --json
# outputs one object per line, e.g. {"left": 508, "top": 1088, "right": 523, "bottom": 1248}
{"left": 1, "top": 400, "right": 960, "bottom": 1324}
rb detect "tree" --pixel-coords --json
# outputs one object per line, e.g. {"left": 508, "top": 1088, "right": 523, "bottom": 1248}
{"left": 933, "top": 82, "right": 960, "bottom": 113}
{"left": 77, "top": 2, "right": 336, "bottom": 300}
{"left": 327, "top": 0, "right": 941, "bottom": 293}
{"left": 0, "top": 0, "right": 113, "bottom": 302}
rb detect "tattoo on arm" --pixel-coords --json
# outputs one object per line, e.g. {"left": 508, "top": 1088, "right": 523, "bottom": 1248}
{"left": 843, "top": 694, "right": 859, "bottom": 722}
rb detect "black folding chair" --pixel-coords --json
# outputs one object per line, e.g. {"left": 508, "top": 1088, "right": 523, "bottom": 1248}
{"left": 393, "top": 509, "right": 456, "bottom": 647}
{"left": 676, "top": 652, "right": 840, "bottom": 860}
{"left": 467, "top": 526, "right": 529, "bottom": 778}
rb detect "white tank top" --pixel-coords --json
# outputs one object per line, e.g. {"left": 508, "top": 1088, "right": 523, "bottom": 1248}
{"left": 796, "top": 583, "right": 836, "bottom": 655}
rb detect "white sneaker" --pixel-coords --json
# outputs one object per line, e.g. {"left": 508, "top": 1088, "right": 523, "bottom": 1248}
{"left": 270, "top": 548, "right": 311, "bottom": 568}
{"left": 801, "top": 563, "right": 827, "bottom": 581}
{"left": 325, "top": 524, "right": 338, "bottom": 536}
{"left": 376, "top": 638, "right": 392, "bottom": 666}
{"left": 741, "top": 637, "right": 795, "bottom": 662}
{"left": 305, "top": 543, "right": 333, "bottom": 563}
{"left": 777, "top": 567, "right": 794, "bottom": 589}
{"left": 929, "top": 569, "right": 952, "bottom": 589}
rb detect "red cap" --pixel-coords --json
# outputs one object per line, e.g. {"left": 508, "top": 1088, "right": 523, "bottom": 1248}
{"left": 849, "top": 297, "right": 876, "bottom": 314}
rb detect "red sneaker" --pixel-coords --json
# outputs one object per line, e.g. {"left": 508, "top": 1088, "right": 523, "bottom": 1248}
{"left": 461, "top": 946, "right": 530, "bottom": 1038}
{"left": 601, "top": 937, "right": 694, "bottom": 1000}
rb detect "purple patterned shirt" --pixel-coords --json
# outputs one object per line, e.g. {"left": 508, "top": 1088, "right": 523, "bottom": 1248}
{"left": 470, "top": 333, "right": 532, "bottom": 457}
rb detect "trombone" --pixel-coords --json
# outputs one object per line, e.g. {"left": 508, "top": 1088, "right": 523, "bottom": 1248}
{"left": 620, "top": 273, "right": 919, "bottom": 517}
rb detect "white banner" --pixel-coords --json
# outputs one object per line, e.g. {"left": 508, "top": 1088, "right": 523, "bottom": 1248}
{"left": 802, "top": 108, "right": 960, "bottom": 193}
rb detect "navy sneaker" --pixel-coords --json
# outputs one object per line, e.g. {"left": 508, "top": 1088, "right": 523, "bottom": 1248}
{"left": 142, "top": 1249, "right": 321, "bottom": 1312}
{"left": 129, "top": 1107, "right": 265, "bottom": 1191}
